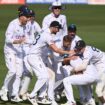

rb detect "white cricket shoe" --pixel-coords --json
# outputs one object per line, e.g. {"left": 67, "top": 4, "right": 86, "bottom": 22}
{"left": 20, "top": 93, "right": 28, "bottom": 101}
{"left": 11, "top": 95, "right": 23, "bottom": 102}
{"left": 61, "top": 90, "right": 66, "bottom": 97}
{"left": 0, "top": 87, "right": 8, "bottom": 101}
{"left": 83, "top": 98, "right": 96, "bottom": 105}
{"left": 28, "top": 97, "right": 38, "bottom": 105}
{"left": 61, "top": 101, "right": 76, "bottom": 105}
{"left": 37, "top": 97, "right": 52, "bottom": 104}
{"left": 51, "top": 100, "right": 58, "bottom": 105}
{"left": 87, "top": 98, "right": 96, "bottom": 105}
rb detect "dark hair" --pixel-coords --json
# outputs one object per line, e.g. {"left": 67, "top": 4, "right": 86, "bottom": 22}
{"left": 63, "top": 35, "right": 72, "bottom": 43}
{"left": 75, "top": 40, "right": 86, "bottom": 50}
{"left": 50, "top": 21, "right": 62, "bottom": 29}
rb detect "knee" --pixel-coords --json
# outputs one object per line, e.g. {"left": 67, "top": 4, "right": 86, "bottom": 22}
{"left": 63, "top": 77, "right": 69, "bottom": 85}
{"left": 8, "top": 71, "right": 15, "bottom": 77}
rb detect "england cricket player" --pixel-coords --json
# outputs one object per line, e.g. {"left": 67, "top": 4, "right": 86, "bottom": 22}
{"left": 25, "top": 21, "right": 72, "bottom": 105}
{"left": 68, "top": 24, "right": 95, "bottom": 105}
{"left": 54, "top": 24, "right": 82, "bottom": 100}
{"left": 72, "top": 40, "right": 105, "bottom": 105}
{"left": 19, "top": 9, "right": 42, "bottom": 100}
{"left": 62, "top": 41, "right": 99, "bottom": 105}
{"left": 0, "top": 5, "right": 31, "bottom": 102}
{"left": 42, "top": 1, "right": 67, "bottom": 75}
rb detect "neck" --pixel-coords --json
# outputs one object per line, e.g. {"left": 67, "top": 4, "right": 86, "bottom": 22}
{"left": 54, "top": 14, "right": 59, "bottom": 18}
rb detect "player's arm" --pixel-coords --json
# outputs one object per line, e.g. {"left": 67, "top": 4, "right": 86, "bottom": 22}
{"left": 74, "top": 59, "right": 89, "bottom": 72}
{"left": 49, "top": 43, "right": 74, "bottom": 55}
{"left": 13, "top": 37, "right": 26, "bottom": 44}
{"left": 5, "top": 23, "right": 25, "bottom": 44}
{"left": 74, "top": 48, "right": 93, "bottom": 72}
{"left": 42, "top": 17, "right": 49, "bottom": 30}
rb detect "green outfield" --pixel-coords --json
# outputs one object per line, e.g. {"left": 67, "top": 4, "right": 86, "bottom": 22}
{"left": 0, "top": 4, "right": 105, "bottom": 105}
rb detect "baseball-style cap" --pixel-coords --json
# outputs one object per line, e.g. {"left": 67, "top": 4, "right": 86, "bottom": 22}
{"left": 68, "top": 24, "right": 77, "bottom": 32}
{"left": 29, "top": 10, "right": 35, "bottom": 17}
{"left": 50, "top": 21, "right": 62, "bottom": 29}
{"left": 75, "top": 40, "right": 86, "bottom": 49}
{"left": 49, "top": 1, "right": 65, "bottom": 10}
{"left": 18, "top": 5, "right": 30, "bottom": 17}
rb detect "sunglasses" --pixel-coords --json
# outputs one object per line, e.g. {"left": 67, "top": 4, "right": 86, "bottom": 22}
{"left": 53, "top": 6, "right": 62, "bottom": 9}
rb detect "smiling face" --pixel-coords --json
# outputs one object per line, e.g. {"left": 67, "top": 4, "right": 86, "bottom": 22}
{"left": 52, "top": 27, "right": 60, "bottom": 34}
{"left": 19, "top": 15, "right": 30, "bottom": 25}
{"left": 68, "top": 31, "right": 76, "bottom": 39}
{"left": 52, "top": 6, "right": 61, "bottom": 17}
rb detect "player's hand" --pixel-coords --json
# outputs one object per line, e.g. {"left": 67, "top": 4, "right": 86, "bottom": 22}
{"left": 13, "top": 37, "right": 26, "bottom": 44}
{"left": 74, "top": 71, "right": 83, "bottom": 74}
{"left": 20, "top": 36, "right": 26, "bottom": 44}
{"left": 69, "top": 50, "right": 76, "bottom": 55}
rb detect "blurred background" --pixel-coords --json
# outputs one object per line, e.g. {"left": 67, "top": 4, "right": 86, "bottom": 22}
{"left": 0, "top": 0, "right": 105, "bottom": 104}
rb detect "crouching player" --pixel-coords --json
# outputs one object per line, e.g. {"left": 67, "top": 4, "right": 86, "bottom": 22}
{"left": 61, "top": 40, "right": 99, "bottom": 105}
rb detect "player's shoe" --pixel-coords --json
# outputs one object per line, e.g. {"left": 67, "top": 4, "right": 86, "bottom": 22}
{"left": 86, "top": 98, "right": 96, "bottom": 105}
{"left": 37, "top": 97, "right": 52, "bottom": 104}
{"left": 20, "top": 93, "right": 28, "bottom": 101}
{"left": 27, "top": 93, "right": 38, "bottom": 105}
{"left": 81, "top": 98, "right": 96, "bottom": 105}
{"left": 51, "top": 100, "right": 58, "bottom": 105}
{"left": 55, "top": 92, "right": 61, "bottom": 102}
{"left": 61, "top": 101, "right": 76, "bottom": 105}
{"left": 11, "top": 95, "right": 23, "bottom": 102}
{"left": 61, "top": 90, "right": 66, "bottom": 97}
{"left": 0, "top": 87, "right": 8, "bottom": 101}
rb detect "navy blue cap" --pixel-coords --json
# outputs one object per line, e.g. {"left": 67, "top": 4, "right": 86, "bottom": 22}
{"left": 68, "top": 24, "right": 77, "bottom": 32}
{"left": 75, "top": 40, "right": 86, "bottom": 49}
{"left": 18, "top": 5, "right": 30, "bottom": 17}
{"left": 29, "top": 10, "right": 35, "bottom": 17}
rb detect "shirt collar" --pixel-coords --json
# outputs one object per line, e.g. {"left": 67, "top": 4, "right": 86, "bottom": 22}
{"left": 51, "top": 13, "right": 60, "bottom": 18}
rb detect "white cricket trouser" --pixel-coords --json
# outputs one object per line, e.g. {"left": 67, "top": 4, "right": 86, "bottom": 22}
{"left": 95, "top": 62, "right": 105, "bottom": 97}
{"left": 38, "top": 67, "right": 55, "bottom": 100}
{"left": 19, "top": 45, "right": 33, "bottom": 96}
{"left": 26, "top": 54, "right": 49, "bottom": 97}
{"left": 54, "top": 65, "right": 72, "bottom": 90}
{"left": 63, "top": 64, "right": 99, "bottom": 104}
{"left": 4, "top": 52, "right": 23, "bottom": 96}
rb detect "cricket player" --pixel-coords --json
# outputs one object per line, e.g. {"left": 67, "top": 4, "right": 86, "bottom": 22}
{"left": 0, "top": 5, "right": 31, "bottom": 102}
{"left": 38, "top": 2, "right": 67, "bottom": 103}
{"left": 42, "top": 1, "right": 67, "bottom": 74}
{"left": 62, "top": 41, "right": 99, "bottom": 105}
{"left": 54, "top": 24, "right": 82, "bottom": 100}
{"left": 25, "top": 21, "right": 73, "bottom": 105}
{"left": 19, "top": 9, "right": 42, "bottom": 99}
{"left": 71, "top": 40, "right": 105, "bottom": 105}
{"left": 68, "top": 24, "right": 95, "bottom": 105}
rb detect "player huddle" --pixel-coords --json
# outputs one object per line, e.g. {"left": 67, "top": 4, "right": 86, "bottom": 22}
{"left": 0, "top": 1, "right": 105, "bottom": 105}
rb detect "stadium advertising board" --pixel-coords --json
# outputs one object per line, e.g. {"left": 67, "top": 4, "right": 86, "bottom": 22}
{"left": 0, "top": 0, "right": 25, "bottom": 4}
{"left": 26, "top": 0, "right": 88, "bottom": 4}
{"left": 88, "top": 0, "right": 105, "bottom": 4}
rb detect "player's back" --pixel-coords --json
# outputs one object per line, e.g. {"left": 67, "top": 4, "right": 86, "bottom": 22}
{"left": 84, "top": 46, "right": 105, "bottom": 64}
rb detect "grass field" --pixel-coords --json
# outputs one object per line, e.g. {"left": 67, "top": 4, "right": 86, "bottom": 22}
{"left": 0, "top": 4, "right": 105, "bottom": 105}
